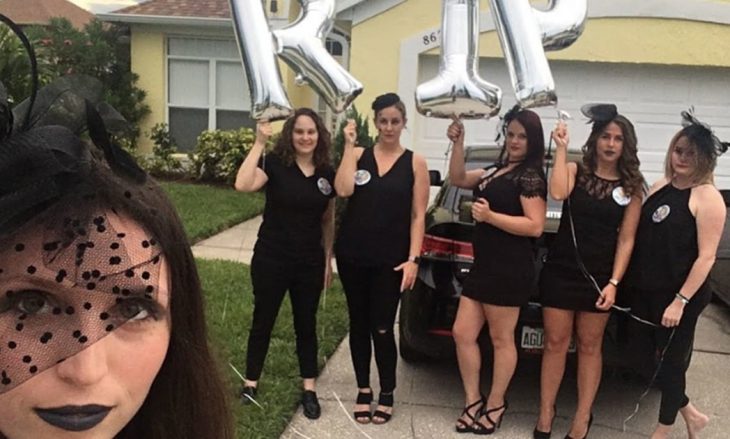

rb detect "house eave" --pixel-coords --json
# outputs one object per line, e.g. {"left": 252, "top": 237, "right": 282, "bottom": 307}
{"left": 97, "top": 13, "right": 232, "bottom": 28}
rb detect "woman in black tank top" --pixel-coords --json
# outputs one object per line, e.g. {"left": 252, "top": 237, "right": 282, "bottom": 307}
{"left": 629, "top": 113, "right": 727, "bottom": 439}
{"left": 335, "top": 93, "right": 429, "bottom": 425}
{"left": 535, "top": 106, "right": 644, "bottom": 439}
{"left": 447, "top": 108, "right": 547, "bottom": 434}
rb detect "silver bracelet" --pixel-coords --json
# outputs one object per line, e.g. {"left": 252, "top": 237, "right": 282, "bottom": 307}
{"left": 675, "top": 292, "right": 690, "bottom": 305}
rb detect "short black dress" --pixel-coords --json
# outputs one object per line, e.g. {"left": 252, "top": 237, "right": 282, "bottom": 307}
{"left": 540, "top": 166, "right": 630, "bottom": 312}
{"left": 462, "top": 164, "right": 546, "bottom": 306}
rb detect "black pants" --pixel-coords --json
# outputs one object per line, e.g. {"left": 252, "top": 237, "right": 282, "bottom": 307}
{"left": 245, "top": 254, "right": 324, "bottom": 381}
{"left": 337, "top": 260, "right": 402, "bottom": 393}
{"left": 655, "top": 286, "right": 711, "bottom": 425}
{"left": 633, "top": 285, "right": 712, "bottom": 425}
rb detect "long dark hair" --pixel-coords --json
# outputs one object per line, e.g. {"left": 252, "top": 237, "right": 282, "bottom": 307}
{"left": 497, "top": 108, "right": 545, "bottom": 171}
{"left": 582, "top": 114, "right": 644, "bottom": 196}
{"left": 273, "top": 107, "right": 331, "bottom": 170}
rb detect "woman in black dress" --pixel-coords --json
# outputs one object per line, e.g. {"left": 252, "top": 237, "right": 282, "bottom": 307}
{"left": 234, "top": 108, "right": 336, "bottom": 419}
{"left": 534, "top": 105, "right": 644, "bottom": 439}
{"left": 335, "top": 93, "right": 429, "bottom": 424}
{"left": 447, "top": 108, "right": 547, "bottom": 434}
{"left": 630, "top": 111, "right": 726, "bottom": 439}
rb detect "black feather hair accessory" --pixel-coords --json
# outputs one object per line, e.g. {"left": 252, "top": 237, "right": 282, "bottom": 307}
{"left": 580, "top": 103, "right": 618, "bottom": 134}
{"left": 0, "top": 14, "right": 147, "bottom": 232}
{"left": 494, "top": 104, "right": 522, "bottom": 144}
{"left": 680, "top": 106, "right": 729, "bottom": 157}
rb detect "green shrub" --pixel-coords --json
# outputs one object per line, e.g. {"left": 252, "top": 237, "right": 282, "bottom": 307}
{"left": 143, "top": 123, "right": 185, "bottom": 177}
{"left": 189, "top": 128, "right": 256, "bottom": 183}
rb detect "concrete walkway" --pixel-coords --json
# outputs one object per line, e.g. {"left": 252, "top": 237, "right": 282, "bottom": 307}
{"left": 193, "top": 217, "right": 730, "bottom": 439}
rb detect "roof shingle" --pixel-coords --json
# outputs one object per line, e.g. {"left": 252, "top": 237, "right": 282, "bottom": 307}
{"left": 0, "top": 0, "right": 94, "bottom": 28}
{"left": 114, "top": 0, "right": 231, "bottom": 19}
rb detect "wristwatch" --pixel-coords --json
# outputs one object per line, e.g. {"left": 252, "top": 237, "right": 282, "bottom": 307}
{"left": 408, "top": 255, "right": 421, "bottom": 264}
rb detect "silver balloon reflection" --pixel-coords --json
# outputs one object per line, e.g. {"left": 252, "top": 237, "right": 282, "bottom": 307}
{"left": 416, "top": 0, "right": 501, "bottom": 119}
{"left": 489, "top": 0, "right": 587, "bottom": 108}
{"left": 274, "top": 0, "right": 363, "bottom": 113}
{"left": 229, "top": 0, "right": 293, "bottom": 121}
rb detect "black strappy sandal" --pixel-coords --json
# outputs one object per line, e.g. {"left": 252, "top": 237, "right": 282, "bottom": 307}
{"left": 473, "top": 400, "right": 509, "bottom": 435}
{"left": 455, "top": 398, "right": 485, "bottom": 433}
{"left": 372, "top": 391, "right": 394, "bottom": 424}
{"left": 353, "top": 389, "right": 373, "bottom": 424}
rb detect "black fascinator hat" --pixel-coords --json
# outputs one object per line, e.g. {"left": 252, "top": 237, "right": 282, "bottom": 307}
{"left": 581, "top": 103, "right": 619, "bottom": 134}
{"left": 372, "top": 92, "right": 401, "bottom": 113}
{"left": 680, "top": 106, "right": 729, "bottom": 159}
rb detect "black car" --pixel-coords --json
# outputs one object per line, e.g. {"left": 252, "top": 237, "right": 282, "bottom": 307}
{"left": 399, "top": 146, "right": 629, "bottom": 364}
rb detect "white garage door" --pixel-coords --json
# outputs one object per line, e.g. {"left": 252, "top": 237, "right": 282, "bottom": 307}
{"left": 415, "top": 55, "right": 730, "bottom": 189}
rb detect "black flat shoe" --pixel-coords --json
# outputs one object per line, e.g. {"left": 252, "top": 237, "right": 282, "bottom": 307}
{"left": 372, "top": 392, "right": 394, "bottom": 424}
{"left": 565, "top": 413, "right": 593, "bottom": 439}
{"left": 301, "top": 390, "right": 321, "bottom": 419}
{"left": 353, "top": 389, "right": 373, "bottom": 424}
{"left": 239, "top": 385, "right": 257, "bottom": 405}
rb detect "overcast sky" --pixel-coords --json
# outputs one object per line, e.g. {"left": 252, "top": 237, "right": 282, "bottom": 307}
{"left": 68, "top": 0, "right": 143, "bottom": 14}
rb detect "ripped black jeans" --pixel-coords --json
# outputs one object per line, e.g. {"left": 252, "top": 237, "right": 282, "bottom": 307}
{"left": 337, "top": 260, "right": 402, "bottom": 393}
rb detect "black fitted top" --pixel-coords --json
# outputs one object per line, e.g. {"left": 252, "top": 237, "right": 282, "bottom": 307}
{"left": 470, "top": 164, "right": 546, "bottom": 272}
{"left": 632, "top": 183, "right": 698, "bottom": 295}
{"left": 255, "top": 154, "right": 335, "bottom": 265}
{"left": 336, "top": 147, "right": 414, "bottom": 267}
{"left": 545, "top": 165, "right": 628, "bottom": 276}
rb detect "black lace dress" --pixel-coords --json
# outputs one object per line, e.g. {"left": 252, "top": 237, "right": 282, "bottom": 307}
{"left": 462, "top": 165, "right": 546, "bottom": 306}
{"left": 539, "top": 165, "right": 629, "bottom": 312}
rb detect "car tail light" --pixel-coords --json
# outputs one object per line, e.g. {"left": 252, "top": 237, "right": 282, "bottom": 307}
{"left": 421, "top": 234, "right": 474, "bottom": 260}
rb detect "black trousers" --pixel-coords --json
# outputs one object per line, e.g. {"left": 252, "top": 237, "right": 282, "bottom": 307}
{"left": 337, "top": 259, "right": 402, "bottom": 393}
{"left": 632, "top": 284, "right": 712, "bottom": 425}
{"left": 654, "top": 285, "right": 711, "bottom": 425}
{"left": 245, "top": 254, "right": 324, "bottom": 381}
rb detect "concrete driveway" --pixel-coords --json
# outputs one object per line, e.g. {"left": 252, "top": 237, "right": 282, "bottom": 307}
{"left": 282, "top": 302, "right": 730, "bottom": 439}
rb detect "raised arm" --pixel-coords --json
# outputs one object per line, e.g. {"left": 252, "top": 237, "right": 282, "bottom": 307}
{"left": 234, "top": 122, "right": 271, "bottom": 192}
{"left": 662, "top": 185, "right": 726, "bottom": 327}
{"left": 549, "top": 120, "right": 577, "bottom": 201}
{"left": 334, "top": 119, "right": 363, "bottom": 197}
{"left": 596, "top": 193, "right": 642, "bottom": 310}
{"left": 447, "top": 117, "right": 486, "bottom": 189}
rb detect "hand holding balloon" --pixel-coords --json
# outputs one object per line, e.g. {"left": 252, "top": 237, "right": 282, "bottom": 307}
{"left": 447, "top": 116, "right": 465, "bottom": 144}
{"left": 551, "top": 120, "right": 569, "bottom": 149}
{"left": 255, "top": 121, "right": 273, "bottom": 145}
{"left": 343, "top": 119, "right": 357, "bottom": 147}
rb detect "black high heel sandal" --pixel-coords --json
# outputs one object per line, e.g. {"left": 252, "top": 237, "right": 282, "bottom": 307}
{"left": 534, "top": 405, "right": 557, "bottom": 439}
{"left": 455, "top": 398, "right": 484, "bottom": 434}
{"left": 372, "top": 391, "right": 394, "bottom": 424}
{"left": 565, "top": 413, "right": 593, "bottom": 439}
{"left": 353, "top": 389, "right": 373, "bottom": 424}
{"left": 473, "top": 400, "right": 509, "bottom": 435}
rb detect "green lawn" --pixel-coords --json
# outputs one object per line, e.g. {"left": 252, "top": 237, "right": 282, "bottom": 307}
{"left": 198, "top": 259, "right": 349, "bottom": 438}
{"left": 160, "top": 181, "right": 264, "bottom": 243}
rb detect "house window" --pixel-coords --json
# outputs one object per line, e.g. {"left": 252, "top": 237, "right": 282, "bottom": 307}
{"left": 167, "top": 37, "right": 254, "bottom": 152}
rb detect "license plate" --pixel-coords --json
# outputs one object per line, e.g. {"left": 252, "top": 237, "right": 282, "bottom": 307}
{"left": 520, "top": 326, "right": 576, "bottom": 353}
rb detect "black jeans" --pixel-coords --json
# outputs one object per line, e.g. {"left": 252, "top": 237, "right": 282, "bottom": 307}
{"left": 337, "top": 259, "right": 402, "bottom": 393}
{"left": 245, "top": 254, "right": 324, "bottom": 381}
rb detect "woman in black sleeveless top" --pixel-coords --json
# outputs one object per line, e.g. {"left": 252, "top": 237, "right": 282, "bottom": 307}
{"left": 335, "top": 93, "right": 429, "bottom": 424}
{"left": 629, "top": 113, "right": 727, "bottom": 439}
{"left": 234, "top": 108, "right": 336, "bottom": 419}
{"left": 535, "top": 106, "right": 644, "bottom": 439}
{"left": 447, "top": 108, "right": 547, "bottom": 434}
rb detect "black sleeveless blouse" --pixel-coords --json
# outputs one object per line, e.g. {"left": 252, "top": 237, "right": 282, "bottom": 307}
{"left": 336, "top": 147, "right": 414, "bottom": 267}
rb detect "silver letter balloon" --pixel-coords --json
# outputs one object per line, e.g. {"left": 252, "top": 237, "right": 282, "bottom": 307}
{"left": 229, "top": 0, "right": 363, "bottom": 120}
{"left": 415, "top": 0, "right": 502, "bottom": 119}
{"left": 490, "top": 0, "right": 587, "bottom": 108}
{"left": 229, "top": 0, "right": 293, "bottom": 121}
